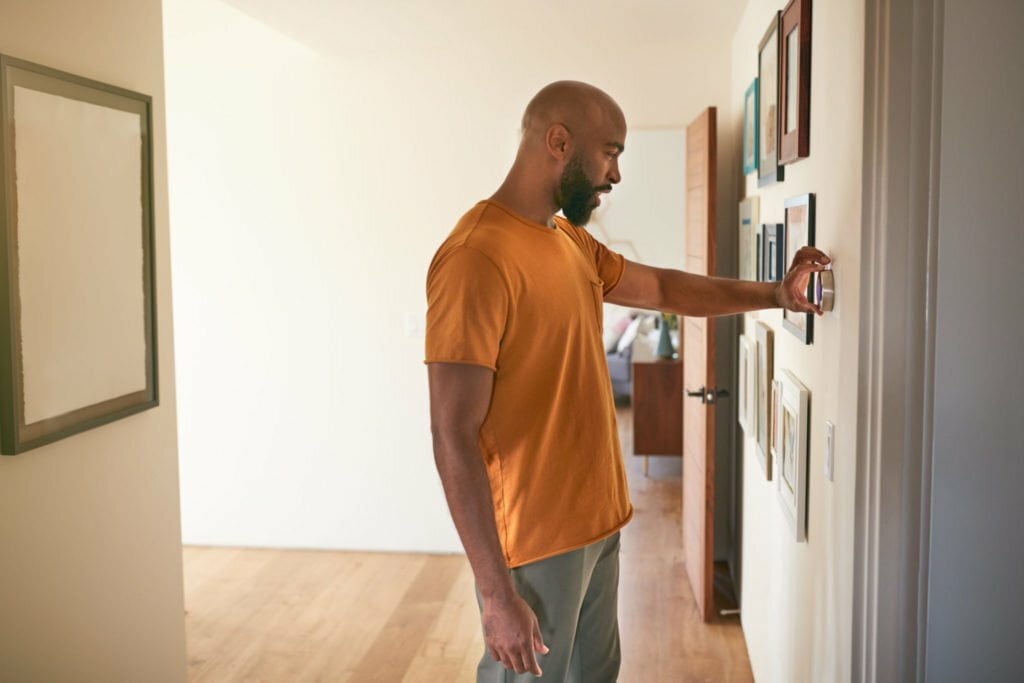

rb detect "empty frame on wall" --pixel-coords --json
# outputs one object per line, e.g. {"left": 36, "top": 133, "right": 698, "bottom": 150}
{"left": 0, "top": 55, "right": 158, "bottom": 455}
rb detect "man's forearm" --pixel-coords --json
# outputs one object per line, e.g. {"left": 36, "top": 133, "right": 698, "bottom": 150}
{"left": 658, "top": 268, "right": 779, "bottom": 317}
{"left": 431, "top": 431, "right": 515, "bottom": 602}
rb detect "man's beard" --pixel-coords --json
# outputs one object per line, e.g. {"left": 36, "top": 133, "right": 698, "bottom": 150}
{"left": 557, "top": 153, "right": 598, "bottom": 226}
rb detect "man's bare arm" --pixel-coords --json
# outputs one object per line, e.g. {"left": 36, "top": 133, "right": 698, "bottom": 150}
{"left": 606, "top": 247, "right": 830, "bottom": 317}
{"left": 427, "top": 362, "right": 548, "bottom": 676}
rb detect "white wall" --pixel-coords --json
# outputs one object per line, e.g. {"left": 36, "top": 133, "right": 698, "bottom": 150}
{"left": 0, "top": 1, "right": 187, "bottom": 679}
{"left": 730, "top": 1, "right": 865, "bottom": 681}
{"left": 165, "top": 0, "right": 743, "bottom": 552}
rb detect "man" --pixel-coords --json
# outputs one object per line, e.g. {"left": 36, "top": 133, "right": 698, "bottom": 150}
{"left": 424, "top": 81, "right": 828, "bottom": 682}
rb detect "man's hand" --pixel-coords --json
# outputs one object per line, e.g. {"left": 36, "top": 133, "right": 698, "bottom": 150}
{"left": 481, "top": 592, "right": 550, "bottom": 676}
{"left": 775, "top": 247, "right": 831, "bottom": 316}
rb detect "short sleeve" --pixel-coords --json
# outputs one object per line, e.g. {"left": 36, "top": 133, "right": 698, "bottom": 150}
{"left": 559, "top": 220, "right": 626, "bottom": 295}
{"left": 424, "top": 246, "right": 509, "bottom": 371}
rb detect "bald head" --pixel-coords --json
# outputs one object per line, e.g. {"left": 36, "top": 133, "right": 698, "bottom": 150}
{"left": 491, "top": 81, "right": 625, "bottom": 227}
{"left": 521, "top": 80, "right": 625, "bottom": 143}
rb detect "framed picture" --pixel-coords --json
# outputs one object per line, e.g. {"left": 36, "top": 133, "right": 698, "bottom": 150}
{"left": 755, "top": 231, "right": 763, "bottom": 282}
{"left": 783, "top": 194, "right": 816, "bottom": 344}
{"left": 743, "top": 78, "right": 759, "bottom": 175}
{"left": 779, "top": 0, "right": 812, "bottom": 164}
{"left": 738, "top": 334, "right": 757, "bottom": 436}
{"left": 757, "top": 12, "right": 785, "bottom": 187}
{"left": 770, "top": 378, "right": 783, "bottom": 460}
{"left": 738, "top": 197, "right": 759, "bottom": 281}
{"left": 761, "top": 223, "right": 785, "bottom": 282}
{"left": 776, "top": 370, "right": 810, "bottom": 542}
{"left": 755, "top": 321, "right": 774, "bottom": 478}
{"left": 0, "top": 55, "right": 158, "bottom": 455}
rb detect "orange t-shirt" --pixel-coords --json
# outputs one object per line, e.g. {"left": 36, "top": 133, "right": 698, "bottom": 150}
{"left": 424, "top": 199, "right": 634, "bottom": 568}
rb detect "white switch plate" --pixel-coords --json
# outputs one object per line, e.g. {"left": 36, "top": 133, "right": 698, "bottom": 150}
{"left": 824, "top": 421, "right": 835, "bottom": 482}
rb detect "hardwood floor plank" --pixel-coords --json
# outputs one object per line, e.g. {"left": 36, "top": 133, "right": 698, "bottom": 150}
{"left": 348, "top": 554, "right": 464, "bottom": 682}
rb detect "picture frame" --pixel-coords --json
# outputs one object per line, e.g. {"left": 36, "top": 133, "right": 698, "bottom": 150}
{"left": 743, "top": 78, "right": 759, "bottom": 175}
{"left": 761, "top": 223, "right": 785, "bottom": 282}
{"left": 755, "top": 321, "right": 774, "bottom": 478}
{"left": 0, "top": 55, "right": 158, "bottom": 455}
{"left": 776, "top": 370, "right": 810, "bottom": 542}
{"left": 782, "top": 194, "right": 816, "bottom": 344}
{"left": 757, "top": 12, "right": 785, "bottom": 187}
{"left": 738, "top": 334, "right": 757, "bottom": 437}
{"left": 770, "top": 378, "right": 783, "bottom": 460}
{"left": 779, "top": 0, "right": 812, "bottom": 164}
{"left": 738, "top": 197, "right": 759, "bottom": 281}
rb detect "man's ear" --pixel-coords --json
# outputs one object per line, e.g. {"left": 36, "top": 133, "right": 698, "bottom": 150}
{"left": 545, "top": 123, "right": 572, "bottom": 161}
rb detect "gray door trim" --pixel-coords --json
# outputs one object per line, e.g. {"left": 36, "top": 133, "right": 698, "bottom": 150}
{"left": 853, "top": 0, "right": 943, "bottom": 681}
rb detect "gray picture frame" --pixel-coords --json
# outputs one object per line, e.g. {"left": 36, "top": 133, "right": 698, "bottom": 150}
{"left": 0, "top": 54, "right": 158, "bottom": 455}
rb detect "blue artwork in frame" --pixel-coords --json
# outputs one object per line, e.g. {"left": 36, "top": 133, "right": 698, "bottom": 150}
{"left": 743, "top": 78, "right": 759, "bottom": 175}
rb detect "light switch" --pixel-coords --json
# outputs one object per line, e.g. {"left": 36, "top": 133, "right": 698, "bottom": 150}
{"left": 825, "top": 421, "right": 835, "bottom": 482}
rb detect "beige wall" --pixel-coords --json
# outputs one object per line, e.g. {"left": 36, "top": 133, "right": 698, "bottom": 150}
{"left": 0, "top": 1, "right": 187, "bottom": 680}
{"left": 730, "top": 1, "right": 864, "bottom": 681}
{"left": 167, "top": 0, "right": 745, "bottom": 553}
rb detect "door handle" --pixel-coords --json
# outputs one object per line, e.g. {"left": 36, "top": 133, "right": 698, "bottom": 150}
{"left": 685, "top": 387, "right": 730, "bottom": 404}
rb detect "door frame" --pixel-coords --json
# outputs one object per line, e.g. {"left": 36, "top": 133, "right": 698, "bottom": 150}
{"left": 853, "top": 0, "right": 943, "bottom": 680}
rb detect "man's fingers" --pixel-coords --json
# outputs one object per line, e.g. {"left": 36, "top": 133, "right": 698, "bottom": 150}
{"left": 534, "top": 627, "right": 550, "bottom": 655}
{"left": 523, "top": 647, "right": 543, "bottom": 677}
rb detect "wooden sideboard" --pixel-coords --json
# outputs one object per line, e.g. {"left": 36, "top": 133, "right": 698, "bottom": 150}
{"left": 631, "top": 357, "right": 683, "bottom": 475}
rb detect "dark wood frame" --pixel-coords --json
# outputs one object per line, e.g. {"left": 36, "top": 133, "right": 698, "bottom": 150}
{"left": 0, "top": 54, "right": 158, "bottom": 455}
{"left": 782, "top": 194, "right": 816, "bottom": 344}
{"left": 779, "top": 0, "right": 812, "bottom": 164}
{"left": 757, "top": 12, "right": 785, "bottom": 187}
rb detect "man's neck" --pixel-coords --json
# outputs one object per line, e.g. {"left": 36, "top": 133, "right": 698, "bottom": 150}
{"left": 490, "top": 176, "right": 558, "bottom": 228}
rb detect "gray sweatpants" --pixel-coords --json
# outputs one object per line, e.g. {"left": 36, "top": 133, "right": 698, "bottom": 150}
{"left": 473, "top": 530, "right": 622, "bottom": 682}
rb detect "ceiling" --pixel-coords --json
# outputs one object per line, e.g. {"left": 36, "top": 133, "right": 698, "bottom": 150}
{"left": 222, "top": 0, "right": 749, "bottom": 59}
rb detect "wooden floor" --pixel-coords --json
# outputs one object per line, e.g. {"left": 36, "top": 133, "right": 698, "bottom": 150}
{"left": 183, "top": 407, "right": 752, "bottom": 682}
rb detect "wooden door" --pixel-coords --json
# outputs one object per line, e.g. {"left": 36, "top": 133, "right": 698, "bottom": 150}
{"left": 682, "top": 107, "right": 717, "bottom": 623}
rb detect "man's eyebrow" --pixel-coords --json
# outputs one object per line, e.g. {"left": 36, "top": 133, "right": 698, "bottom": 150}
{"left": 606, "top": 142, "right": 625, "bottom": 153}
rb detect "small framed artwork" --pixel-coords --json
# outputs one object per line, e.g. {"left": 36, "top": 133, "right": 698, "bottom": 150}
{"left": 743, "top": 78, "right": 759, "bottom": 175}
{"left": 755, "top": 231, "right": 764, "bottom": 282}
{"left": 738, "top": 334, "right": 757, "bottom": 437}
{"left": 738, "top": 197, "right": 760, "bottom": 281}
{"left": 776, "top": 370, "right": 810, "bottom": 542}
{"left": 757, "top": 12, "right": 785, "bottom": 187}
{"left": 779, "top": 0, "right": 812, "bottom": 164}
{"left": 783, "top": 194, "right": 816, "bottom": 344}
{"left": 761, "top": 223, "right": 785, "bottom": 282}
{"left": 770, "top": 378, "right": 783, "bottom": 460}
{"left": 0, "top": 55, "right": 158, "bottom": 454}
{"left": 755, "top": 321, "right": 774, "bottom": 478}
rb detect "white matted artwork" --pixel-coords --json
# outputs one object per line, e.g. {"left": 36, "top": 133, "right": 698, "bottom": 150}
{"left": 776, "top": 370, "right": 810, "bottom": 541}
{"left": 754, "top": 321, "right": 774, "bottom": 478}
{"left": 738, "top": 196, "right": 759, "bottom": 281}
{"left": 0, "top": 55, "right": 157, "bottom": 454}
{"left": 738, "top": 334, "right": 757, "bottom": 436}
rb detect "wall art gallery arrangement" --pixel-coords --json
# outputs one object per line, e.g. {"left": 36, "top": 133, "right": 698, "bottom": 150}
{"left": 737, "top": 0, "right": 821, "bottom": 542}
{"left": 0, "top": 55, "right": 158, "bottom": 455}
